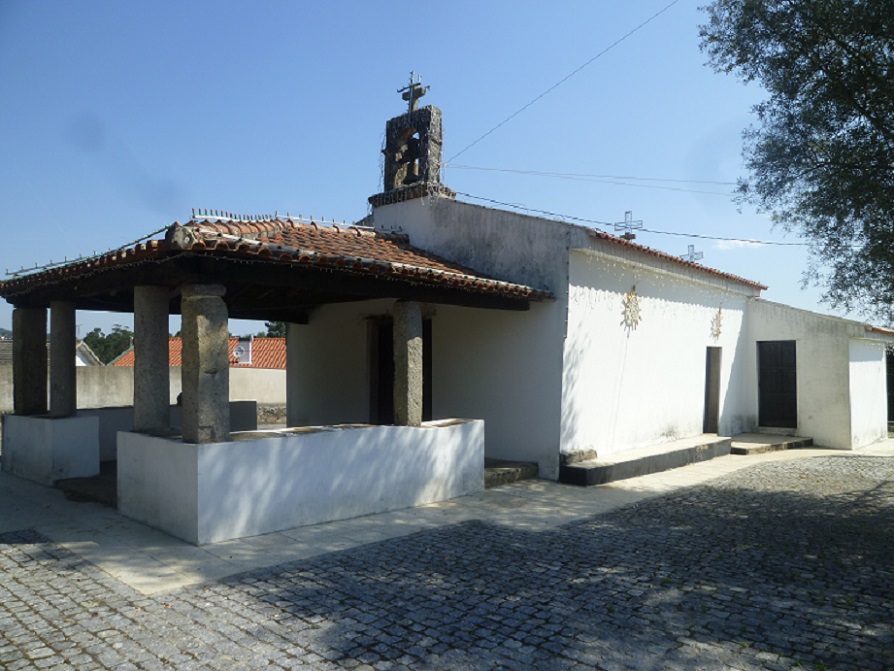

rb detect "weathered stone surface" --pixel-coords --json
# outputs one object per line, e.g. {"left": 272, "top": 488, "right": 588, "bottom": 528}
{"left": 2, "top": 456, "right": 893, "bottom": 670}
{"left": 49, "top": 301, "right": 76, "bottom": 418}
{"left": 382, "top": 106, "right": 443, "bottom": 192}
{"left": 180, "top": 284, "right": 229, "bottom": 443}
{"left": 133, "top": 286, "right": 170, "bottom": 433}
{"left": 392, "top": 300, "right": 422, "bottom": 427}
{"left": 11, "top": 307, "right": 47, "bottom": 416}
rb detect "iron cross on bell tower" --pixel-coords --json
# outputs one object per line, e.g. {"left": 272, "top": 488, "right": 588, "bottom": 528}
{"left": 398, "top": 71, "right": 430, "bottom": 114}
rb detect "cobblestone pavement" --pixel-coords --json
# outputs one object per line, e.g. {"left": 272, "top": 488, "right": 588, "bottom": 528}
{"left": 2, "top": 455, "right": 894, "bottom": 671}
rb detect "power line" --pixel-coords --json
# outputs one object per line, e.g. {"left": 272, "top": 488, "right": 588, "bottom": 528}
{"left": 447, "top": 0, "right": 684, "bottom": 163}
{"left": 444, "top": 164, "right": 737, "bottom": 186}
{"left": 454, "top": 191, "right": 810, "bottom": 247}
{"left": 444, "top": 163, "right": 737, "bottom": 196}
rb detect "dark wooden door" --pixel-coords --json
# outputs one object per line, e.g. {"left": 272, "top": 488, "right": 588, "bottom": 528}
{"left": 758, "top": 340, "right": 797, "bottom": 428}
{"left": 703, "top": 347, "right": 722, "bottom": 433}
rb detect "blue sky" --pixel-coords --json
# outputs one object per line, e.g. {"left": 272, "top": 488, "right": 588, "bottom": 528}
{"left": 0, "top": 0, "right": 857, "bottom": 336}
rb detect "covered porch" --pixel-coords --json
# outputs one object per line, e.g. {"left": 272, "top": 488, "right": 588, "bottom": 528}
{"left": 0, "top": 215, "right": 548, "bottom": 543}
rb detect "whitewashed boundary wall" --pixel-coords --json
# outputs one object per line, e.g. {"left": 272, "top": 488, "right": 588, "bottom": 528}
{"left": 0, "top": 365, "right": 285, "bottom": 413}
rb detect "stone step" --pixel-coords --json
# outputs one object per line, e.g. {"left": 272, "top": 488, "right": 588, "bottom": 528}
{"left": 730, "top": 434, "right": 813, "bottom": 455}
{"left": 559, "top": 436, "right": 732, "bottom": 487}
{"left": 484, "top": 459, "right": 539, "bottom": 489}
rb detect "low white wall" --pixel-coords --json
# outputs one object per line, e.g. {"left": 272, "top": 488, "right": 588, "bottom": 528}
{"left": 118, "top": 419, "right": 484, "bottom": 545}
{"left": 1, "top": 414, "right": 99, "bottom": 485}
{"left": 0, "top": 366, "right": 286, "bottom": 414}
{"left": 230, "top": 368, "right": 286, "bottom": 404}
{"left": 77, "top": 367, "right": 136, "bottom": 408}
{"left": 78, "top": 401, "right": 259, "bottom": 461}
{"left": 848, "top": 339, "right": 889, "bottom": 448}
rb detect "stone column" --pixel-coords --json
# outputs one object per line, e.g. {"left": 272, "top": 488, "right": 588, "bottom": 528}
{"left": 12, "top": 307, "right": 47, "bottom": 415}
{"left": 133, "top": 286, "right": 170, "bottom": 433}
{"left": 180, "top": 284, "right": 229, "bottom": 443}
{"left": 393, "top": 300, "right": 423, "bottom": 427}
{"left": 50, "top": 301, "right": 77, "bottom": 418}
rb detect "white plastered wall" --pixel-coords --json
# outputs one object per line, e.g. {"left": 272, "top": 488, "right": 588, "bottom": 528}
{"left": 286, "top": 297, "right": 566, "bottom": 478}
{"left": 372, "top": 197, "right": 574, "bottom": 479}
{"left": 745, "top": 300, "right": 890, "bottom": 449}
{"left": 848, "top": 338, "right": 889, "bottom": 448}
{"left": 430, "top": 301, "right": 564, "bottom": 475}
{"left": 562, "top": 248, "right": 753, "bottom": 459}
{"left": 287, "top": 299, "right": 386, "bottom": 427}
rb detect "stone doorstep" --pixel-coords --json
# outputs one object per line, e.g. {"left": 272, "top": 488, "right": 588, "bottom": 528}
{"left": 484, "top": 459, "right": 539, "bottom": 489}
{"left": 729, "top": 433, "right": 814, "bottom": 455}
{"left": 559, "top": 436, "right": 732, "bottom": 487}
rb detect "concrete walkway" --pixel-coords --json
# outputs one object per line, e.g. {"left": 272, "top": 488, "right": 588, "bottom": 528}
{"left": 1, "top": 441, "right": 891, "bottom": 596}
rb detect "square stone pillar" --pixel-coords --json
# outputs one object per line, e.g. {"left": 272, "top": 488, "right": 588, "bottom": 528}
{"left": 393, "top": 300, "right": 423, "bottom": 427}
{"left": 12, "top": 307, "right": 47, "bottom": 416}
{"left": 50, "top": 300, "right": 77, "bottom": 418}
{"left": 133, "top": 286, "right": 170, "bottom": 433}
{"left": 180, "top": 284, "right": 229, "bottom": 443}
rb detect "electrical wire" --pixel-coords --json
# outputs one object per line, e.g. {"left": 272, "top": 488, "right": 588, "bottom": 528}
{"left": 454, "top": 191, "right": 810, "bottom": 247}
{"left": 447, "top": 0, "right": 684, "bottom": 163}
{"left": 444, "top": 163, "right": 736, "bottom": 196}
{"left": 444, "top": 164, "right": 738, "bottom": 186}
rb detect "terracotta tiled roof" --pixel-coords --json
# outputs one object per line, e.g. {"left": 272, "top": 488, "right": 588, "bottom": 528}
{"left": 585, "top": 229, "right": 768, "bottom": 291}
{"left": 113, "top": 337, "right": 286, "bottom": 369}
{"left": 0, "top": 218, "right": 549, "bottom": 302}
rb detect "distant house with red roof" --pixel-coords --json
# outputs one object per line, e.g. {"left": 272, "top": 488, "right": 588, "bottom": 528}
{"left": 112, "top": 337, "right": 286, "bottom": 369}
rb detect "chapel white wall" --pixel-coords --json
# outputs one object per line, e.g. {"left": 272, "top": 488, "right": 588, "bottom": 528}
{"left": 286, "top": 300, "right": 382, "bottom": 426}
{"left": 746, "top": 300, "right": 866, "bottom": 449}
{"left": 431, "top": 302, "right": 563, "bottom": 475}
{"left": 286, "top": 297, "right": 566, "bottom": 477}
{"left": 562, "top": 249, "right": 752, "bottom": 459}
{"left": 848, "top": 339, "right": 889, "bottom": 448}
{"left": 372, "top": 197, "right": 575, "bottom": 478}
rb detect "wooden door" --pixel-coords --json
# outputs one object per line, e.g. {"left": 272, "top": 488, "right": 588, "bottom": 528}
{"left": 758, "top": 341, "right": 797, "bottom": 428}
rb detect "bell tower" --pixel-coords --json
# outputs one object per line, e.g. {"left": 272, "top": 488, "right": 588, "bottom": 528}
{"left": 369, "top": 73, "right": 455, "bottom": 208}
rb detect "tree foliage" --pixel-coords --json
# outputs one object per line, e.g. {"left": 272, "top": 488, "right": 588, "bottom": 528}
{"left": 83, "top": 325, "right": 134, "bottom": 364}
{"left": 700, "top": 0, "right": 894, "bottom": 321}
{"left": 260, "top": 321, "right": 286, "bottom": 338}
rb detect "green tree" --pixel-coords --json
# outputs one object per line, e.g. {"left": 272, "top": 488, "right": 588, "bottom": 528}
{"left": 260, "top": 321, "right": 286, "bottom": 338}
{"left": 700, "top": 0, "right": 894, "bottom": 321}
{"left": 83, "top": 324, "right": 134, "bottom": 364}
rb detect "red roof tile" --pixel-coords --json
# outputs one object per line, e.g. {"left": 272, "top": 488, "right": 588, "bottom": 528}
{"left": 587, "top": 229, "right": 767, "bottom": 291}
{"left": 0, "top": 218, "right": 548, "bottom": 302}
{"left": 114, "top": 337, "right": 286, "bottom": 369}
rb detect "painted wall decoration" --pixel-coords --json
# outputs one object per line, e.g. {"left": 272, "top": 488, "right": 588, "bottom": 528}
{"left": 622, "top": 287, "right": 642, "bottom": 332}
{"left": 711, "top": 308, "right": 723, "bottom": 340}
